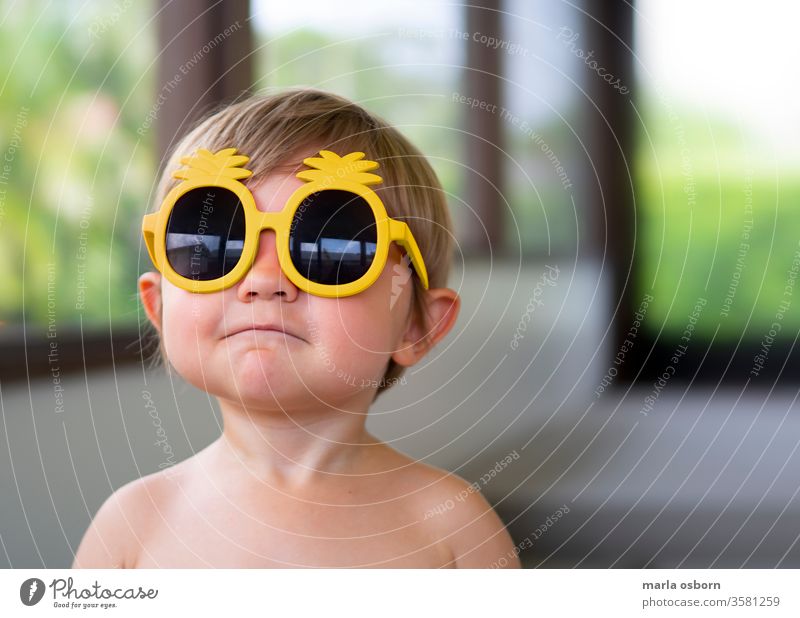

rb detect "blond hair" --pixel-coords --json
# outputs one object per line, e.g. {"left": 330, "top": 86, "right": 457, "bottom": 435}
{"left": 142, "top": 87, "right": 454, "bottom": 398}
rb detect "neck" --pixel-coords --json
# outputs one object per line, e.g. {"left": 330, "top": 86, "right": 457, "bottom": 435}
{"left": 211, "top": 396, "right": 379, "bottom": 487}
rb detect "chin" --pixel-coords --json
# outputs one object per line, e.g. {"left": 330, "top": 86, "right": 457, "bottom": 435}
{"left": 233, "top": 358, "right": 336, "bottom": 403}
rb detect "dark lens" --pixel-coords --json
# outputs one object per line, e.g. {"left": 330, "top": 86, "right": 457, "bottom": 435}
{"left": 165, "top": 187, "right": 245, "bottom": 281}
{"left": 289, "top": 190, "right": 377, "bottom": 285}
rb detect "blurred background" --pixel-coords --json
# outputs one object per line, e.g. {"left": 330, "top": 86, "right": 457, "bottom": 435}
{"left": 2, "top": 0, "right": 799, "bottom": 568}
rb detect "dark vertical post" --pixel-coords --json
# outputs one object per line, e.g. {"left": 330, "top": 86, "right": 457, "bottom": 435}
{"left": 464, "top": 0, "right": 504, "bottom": 255}
{"left": 155, "top": 0, "right": 253, "bottom": 164}
{"left": 582, "top": 2, "right": 636, "bottom": 381}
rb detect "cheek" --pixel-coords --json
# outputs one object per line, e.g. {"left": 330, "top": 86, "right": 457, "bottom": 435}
{"left": 304, "top": 304, "right": 361, "bottom": 356}
{"left": 307, "top": 286, "right": 408, "bottom": 364}
{"left": 334, "top": 305, "right": 391, "bottom": 351}
{"left": 159, "top": 292, "right": 219, "bottom": 365}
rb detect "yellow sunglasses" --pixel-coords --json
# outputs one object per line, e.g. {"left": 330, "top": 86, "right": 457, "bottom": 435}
{"left": 142, "top": 147, "right": 429, "bottom": 297}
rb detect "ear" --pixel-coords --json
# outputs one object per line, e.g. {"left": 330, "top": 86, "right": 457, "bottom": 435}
{"left": 391, "top": 287, "right": 460, "bottom": 368}
{"left": 138, "top": 271, "right": 163, "bottom": 333}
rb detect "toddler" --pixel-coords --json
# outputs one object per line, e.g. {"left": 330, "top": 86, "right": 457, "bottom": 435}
{"left": 73, "top": 88, "right": 519, "bottom": 568}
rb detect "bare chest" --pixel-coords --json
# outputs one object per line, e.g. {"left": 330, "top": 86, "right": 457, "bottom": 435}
{"left": 131, "top": 487, "right": 452, "bottom": 568}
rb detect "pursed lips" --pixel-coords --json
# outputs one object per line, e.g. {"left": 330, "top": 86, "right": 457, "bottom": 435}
{"left": 225, "top": 325, "right": 304, "bottom": 342}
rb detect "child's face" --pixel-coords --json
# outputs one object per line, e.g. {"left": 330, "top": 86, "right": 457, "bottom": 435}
{"left": 139, "top": 168, "right": 433, "bottom": 411}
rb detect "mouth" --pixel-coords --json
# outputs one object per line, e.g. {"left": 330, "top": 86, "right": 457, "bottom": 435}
{"left": 225, "top": 325, "right": 305, "bottom": 343}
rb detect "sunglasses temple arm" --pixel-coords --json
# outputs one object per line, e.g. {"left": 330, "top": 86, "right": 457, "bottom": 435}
{"left": 389, "top": 219, "right": 430, "bottom": 289}
{"left": 142, "top": 213, "right": 159, "bottom": 268}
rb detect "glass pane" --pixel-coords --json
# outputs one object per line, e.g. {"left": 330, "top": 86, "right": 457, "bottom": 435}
{"left": 502, "top": 0, "right": 588, "bottom": 256}
{"left": 634, "top": 0, "right": 800, "bottom": 342}
{"left": 0, "top": 1, "right": 156, "bottom": 330}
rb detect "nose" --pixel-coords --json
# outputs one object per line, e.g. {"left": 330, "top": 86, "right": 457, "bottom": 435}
{"left": 236, "top": 229, "right": 299, "bottom": 302}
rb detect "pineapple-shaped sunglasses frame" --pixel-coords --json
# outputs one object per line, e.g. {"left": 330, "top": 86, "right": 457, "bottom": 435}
{"left": 142, "top": 147, "right": 430, "bottom": 297}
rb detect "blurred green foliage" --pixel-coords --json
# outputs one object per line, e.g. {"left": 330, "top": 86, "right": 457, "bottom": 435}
{"left": 0, "top": 0, "right": 155, "bottom": 329}
{"left": 635, "top": 98, "right": 800, "bottom": 340}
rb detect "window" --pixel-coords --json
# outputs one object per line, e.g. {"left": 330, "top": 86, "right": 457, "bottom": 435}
{"left": 0, "top": 1, "right": 156, "bottom": 333}
{"left": 631, "top": 0, "right": 800, "bottom": 383}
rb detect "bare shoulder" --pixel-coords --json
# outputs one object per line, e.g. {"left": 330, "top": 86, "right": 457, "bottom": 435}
{"left": 72, "top": 463, "right": 185, "bottom": 569}
{"left": 375, "top": 444, "right": 521, "bottom": 569}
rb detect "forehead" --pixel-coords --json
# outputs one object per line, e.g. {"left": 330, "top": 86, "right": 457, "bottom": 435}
{"left": 241, "top": 144, "right": 327, "bottom": 213}
{"left": 248, "top": 171, "right": 304, "bottom": 213}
